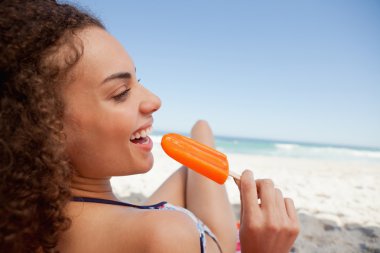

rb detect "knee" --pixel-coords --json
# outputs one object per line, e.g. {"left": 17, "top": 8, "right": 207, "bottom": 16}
{"left": 192, "top": 119, "right": 210, "bottom": 131}
{"left": 190, "top": 120, "right": 214, "bottom": 146}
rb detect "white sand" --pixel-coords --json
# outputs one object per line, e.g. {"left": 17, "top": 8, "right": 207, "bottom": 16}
{"left": 111, "top": 142, "right": 380, "bottom": 253}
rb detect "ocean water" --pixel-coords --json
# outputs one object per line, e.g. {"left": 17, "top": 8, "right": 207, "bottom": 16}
{"left": 152, "top": 133, "right": 380, "bottom": 163}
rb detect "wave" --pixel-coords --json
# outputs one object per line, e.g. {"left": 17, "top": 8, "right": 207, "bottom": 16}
{"left": 324, "top": 147, "right": 380, "bottom": 159}
{"left": 275, "top": 144, "right": 301, "bottom": 151}
{"left": 274, "top": 143, "right": 380, "bottom": 160}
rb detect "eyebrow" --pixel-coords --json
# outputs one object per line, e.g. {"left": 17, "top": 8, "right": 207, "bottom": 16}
{"left": 101, "top": 72, "right": 132, "bottom": 85}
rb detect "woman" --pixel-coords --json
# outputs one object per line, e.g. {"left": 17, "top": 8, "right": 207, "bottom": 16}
{"left": 0, "top": 1, "right": 299, "bottom": 252}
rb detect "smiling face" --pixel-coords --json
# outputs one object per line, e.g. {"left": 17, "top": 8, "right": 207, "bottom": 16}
{"left": 63, "top": 27, "right": 161, "bottom": 178}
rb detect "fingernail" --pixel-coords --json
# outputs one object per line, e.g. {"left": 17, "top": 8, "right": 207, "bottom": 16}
{"left": 247, "top": 170, "right": 254, "bottom": 179}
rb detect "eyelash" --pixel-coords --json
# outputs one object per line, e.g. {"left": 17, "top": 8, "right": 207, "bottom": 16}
{"left": 112, "top": 78, "right": 140, "bottom": 103}
{"left": 112, "top": 88, "right": 131, "bottom": 102}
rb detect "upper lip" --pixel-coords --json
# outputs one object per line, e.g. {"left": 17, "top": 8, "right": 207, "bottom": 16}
{"left": 132, "top": 119, "right": 153, "bottom": 135}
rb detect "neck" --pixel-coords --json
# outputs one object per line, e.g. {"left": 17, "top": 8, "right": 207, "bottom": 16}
{"left": 70, "top": 172, "right": 118, "bottom": 200}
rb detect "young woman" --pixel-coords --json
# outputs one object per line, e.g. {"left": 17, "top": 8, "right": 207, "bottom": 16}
{"left": 0, "top": 1, "right": 299, "bottom": 252}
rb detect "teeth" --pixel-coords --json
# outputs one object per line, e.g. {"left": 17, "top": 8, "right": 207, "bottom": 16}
{"left": 130, "top": 126, "right": 152, "bottom": 141}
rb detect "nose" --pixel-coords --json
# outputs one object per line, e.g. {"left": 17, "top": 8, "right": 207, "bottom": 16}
{"left": 139, "top": 87, "right": 161, "bottom": 114}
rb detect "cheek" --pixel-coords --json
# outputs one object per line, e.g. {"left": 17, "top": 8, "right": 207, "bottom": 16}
{"left": 98, "top": 109, "right": 136, "bottom": 143}
{"left": 66, "top": 107, "right": 133, "bottom": 142}
{"left": 106, "top": 118, "right": 132, "bottom": 138}
{"left": 63, "top": 109, "right": 137, "bottom": 176}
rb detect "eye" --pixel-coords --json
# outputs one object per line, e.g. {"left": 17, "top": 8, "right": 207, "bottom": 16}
{"left": 112, "top": 88, "right": 131, "bottom": 103}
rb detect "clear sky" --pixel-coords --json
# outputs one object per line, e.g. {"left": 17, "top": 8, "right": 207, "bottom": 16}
{"left": 67, "top": 0, "right": 380, "bottom": 148}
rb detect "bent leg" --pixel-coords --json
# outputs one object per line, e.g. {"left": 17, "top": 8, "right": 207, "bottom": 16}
{"left": 186, "top": 120, "right": 237, "bottom": 253}
{"left": 146, "top": 166, "right": 187, "bottom": 207}
{"left": 146, "top": 120, "right": 237, "bottom": 252}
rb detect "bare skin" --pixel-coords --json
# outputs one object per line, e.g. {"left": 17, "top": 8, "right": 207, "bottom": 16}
{"left": 236, "top": 171, "right": 300, "bottom": 253}
{"left": 147, "top": 120, "right": 237, "bottom": 252}
{"left": 57, "top": 25, "right": 299, "bottom": 253}
{"left": 57, "top": 26, "right": 236, "bottom": 253}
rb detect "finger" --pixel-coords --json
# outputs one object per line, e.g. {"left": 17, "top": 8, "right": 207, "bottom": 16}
{"left": 240, "top": 170, "right": 260, "bottom": 216}
{"left": 275, "top": 188, "right": 287, "bottom": 215}
{"left": 256, "top": 179, "right": 276, "bottom": 211}
{"left": 284, "top": 198, "right": 298, "bottom": 221}
{"left": 235, "top": 177, "right": 244, "bottom": 221}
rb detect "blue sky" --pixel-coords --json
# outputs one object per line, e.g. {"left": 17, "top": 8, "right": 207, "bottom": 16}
{"left": 68, "top": 0, "right": 380, "bottom": 148}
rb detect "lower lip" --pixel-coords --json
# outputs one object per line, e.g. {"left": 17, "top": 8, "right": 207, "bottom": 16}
{"left": 131, "top": 136, "right": 153, "bottom": 152}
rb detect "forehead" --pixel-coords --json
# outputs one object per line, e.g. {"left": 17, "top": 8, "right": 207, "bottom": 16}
{"left": 74, "top": 27, "right": 135, "bottom": 83}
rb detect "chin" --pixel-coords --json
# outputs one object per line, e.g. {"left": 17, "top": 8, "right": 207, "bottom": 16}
{"left": 135, "top": 156, "right": 154, "bottom": 174}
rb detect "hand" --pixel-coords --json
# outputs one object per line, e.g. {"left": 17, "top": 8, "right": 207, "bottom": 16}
{"left": 235, "top": 170, "right": 300, "bottom": 253}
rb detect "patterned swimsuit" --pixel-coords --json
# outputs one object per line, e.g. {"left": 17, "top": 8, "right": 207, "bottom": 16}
{"left": 72, "top": 196, "right": 222, "bottom": 253}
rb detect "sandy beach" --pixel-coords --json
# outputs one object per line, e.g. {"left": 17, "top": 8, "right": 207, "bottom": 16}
{"left": 111, "top": 140, "right": 380, "bottom": 253}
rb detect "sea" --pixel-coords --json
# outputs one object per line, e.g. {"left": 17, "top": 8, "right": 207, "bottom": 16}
{"left": 152, "top": 132, "right": 380, "bottom": 164}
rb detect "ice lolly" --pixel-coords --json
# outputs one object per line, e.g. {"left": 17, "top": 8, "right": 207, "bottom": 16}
{"left": 161, "top": 133, "right": 240, "bottom": 184}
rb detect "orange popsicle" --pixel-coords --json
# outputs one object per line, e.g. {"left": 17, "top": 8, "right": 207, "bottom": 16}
{"left": 161, "top": 133, "right": 240, "bottom": 184}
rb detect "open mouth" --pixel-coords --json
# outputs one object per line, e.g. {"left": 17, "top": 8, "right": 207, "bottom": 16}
{"left": 130, "top": 126, "right": 152, "bottom": 144}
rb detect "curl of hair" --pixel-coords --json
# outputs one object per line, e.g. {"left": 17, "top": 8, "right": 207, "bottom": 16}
{"left": 0, "top": 1, "right": 103, "bottom": 252}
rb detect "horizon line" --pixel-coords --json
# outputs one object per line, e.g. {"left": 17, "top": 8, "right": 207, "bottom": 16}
{"left": 152, "top": 129, "right": 380, "bottom": 151}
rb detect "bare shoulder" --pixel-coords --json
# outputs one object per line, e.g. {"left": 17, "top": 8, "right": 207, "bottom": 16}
{"left": 59, "top": 203, "right": 213, "bottom": 253}
{"left": 132, "top": 209, "right": 201, "bottom": 253}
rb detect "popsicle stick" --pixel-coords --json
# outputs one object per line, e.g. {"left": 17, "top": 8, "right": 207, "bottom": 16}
{"left": 229, "top": 170, "right": 241, "bottom": 181}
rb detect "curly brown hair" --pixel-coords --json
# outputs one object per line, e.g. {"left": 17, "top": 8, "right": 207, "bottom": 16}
{"left": 0, "top": 0, "right": 103, "bottom": 252}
